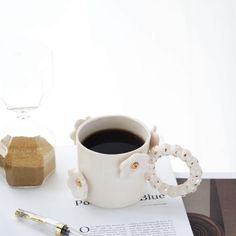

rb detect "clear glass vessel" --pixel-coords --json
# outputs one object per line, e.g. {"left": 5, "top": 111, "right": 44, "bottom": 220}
{"left": 0, "top": 37, "right": 55, "bottom": 187}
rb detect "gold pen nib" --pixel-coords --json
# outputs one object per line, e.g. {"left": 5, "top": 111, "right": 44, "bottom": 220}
{"left": 15, "top": 209, "right": 27, "bottom": 218}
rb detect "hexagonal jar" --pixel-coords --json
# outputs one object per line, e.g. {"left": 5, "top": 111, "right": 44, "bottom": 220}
{"left": 1, "top": 136, "right": 55, "bottom": 187}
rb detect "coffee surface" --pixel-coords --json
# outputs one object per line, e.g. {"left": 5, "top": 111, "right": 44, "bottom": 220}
{"left": 82, "top": 129, "right": 144, "bottom": 154}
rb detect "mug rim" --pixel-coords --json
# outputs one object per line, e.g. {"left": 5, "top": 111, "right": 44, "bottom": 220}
{"left": 76, "top": 115, "right": 151, "bottom": 156}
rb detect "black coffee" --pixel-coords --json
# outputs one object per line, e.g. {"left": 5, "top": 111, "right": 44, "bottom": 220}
{"left": 82, "top": 129, "right": 144, "bottom": 154}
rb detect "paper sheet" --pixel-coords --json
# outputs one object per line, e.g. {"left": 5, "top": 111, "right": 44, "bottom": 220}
{"left": 0, "top": 146, "right": 193, "bottom": 236}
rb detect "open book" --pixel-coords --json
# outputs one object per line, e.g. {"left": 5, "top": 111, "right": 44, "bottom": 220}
{"left": 0, "top": 147, "right": 193, "bottom": 235}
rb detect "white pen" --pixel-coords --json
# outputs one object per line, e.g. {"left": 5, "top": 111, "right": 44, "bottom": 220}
{"left": 15, "top": 208, "right": 84, "bottom": 236}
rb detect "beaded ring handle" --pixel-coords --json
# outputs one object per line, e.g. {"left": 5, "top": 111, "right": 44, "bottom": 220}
{"left": 146, "top": 144, "right": 202, "bottom": 197}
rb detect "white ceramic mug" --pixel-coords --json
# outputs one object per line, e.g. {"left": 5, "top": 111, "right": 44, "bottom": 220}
{"left": 68, "top": 116, "right": 202, "bottom": 208}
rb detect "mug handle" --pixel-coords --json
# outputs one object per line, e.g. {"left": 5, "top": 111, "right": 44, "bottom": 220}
{"left": 146, "top": 144, "right": 202, "bottom": 197}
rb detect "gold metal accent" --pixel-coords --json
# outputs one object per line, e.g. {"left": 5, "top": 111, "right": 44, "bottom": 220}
{"left": 15, "top": 209, "right": 23, "bottom": 218}
{"left": 15, "top": 209, "right": 45, "bottom": 224}
{"left": 75, "top": 178, "right": 82, "bottom": 188}
{"left": 131, "top": 161, "right": 139, "bottom": 170}
{"left": 55, "top": 223, "right": 66, "bottom": 236}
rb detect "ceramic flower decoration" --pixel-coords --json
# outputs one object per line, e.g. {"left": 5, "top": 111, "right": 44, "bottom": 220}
{"left": 120, "top": 153, "right": 149, "bottom": 178}
{"left": 70, "top": 117, "right": 90, "bottom": 144}
{"left": 67, "top": 169, "right": 88, "bottom": 200}
{"left": 149, "top": 126, "right": 159, "bottom": 149}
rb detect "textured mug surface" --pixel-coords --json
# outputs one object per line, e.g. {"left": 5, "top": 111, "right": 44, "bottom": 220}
{"left": 74, "top": 116, "right": 151, "bottom": 208}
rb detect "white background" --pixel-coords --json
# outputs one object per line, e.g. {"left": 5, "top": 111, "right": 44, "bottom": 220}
{"left": 0, "top": 0, "right": 235, "bottom": 176}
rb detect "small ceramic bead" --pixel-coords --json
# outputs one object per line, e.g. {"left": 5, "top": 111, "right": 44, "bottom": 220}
{"left": 149, "top": 154, "right": 157, "bottom": 163}
{"left": 188, "top": 176, "right": 201, "bottom": 186}
{"left": 144, "top": 172, "right": 151, "bottom": 181}
{"left": 149, "top": 175, "right": 158, "bottom": 186}
{"left": 184, "top": 181, "right": 196, "bottom": 192}
{"left": 148, "top": 163, "right": 156, "bottom": 173}
{"left": 180, "top": 149, "right": 192, "bottom": 161}
{"left": 186, "top": 156, "right": 198, "bottom": 168}
{"left": 177, "top": 184, "right": 188, "bottom": 196}
{"left": 170, "top": 145, "right": 182, "bottom": 157}
{"left": 157, "top": 183, "right": 169, "bottom": 194}
{"left": 160, "top": 143, "right": 171, "bottom": 155}
{"left": 190, "top": 168, "right": 202, "bottom": 178}
{"left": 167, "top": 186, "right": 178, "bottom": 197}
{"left": 154, "top": 176, "right": 161, "bottom": 184}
